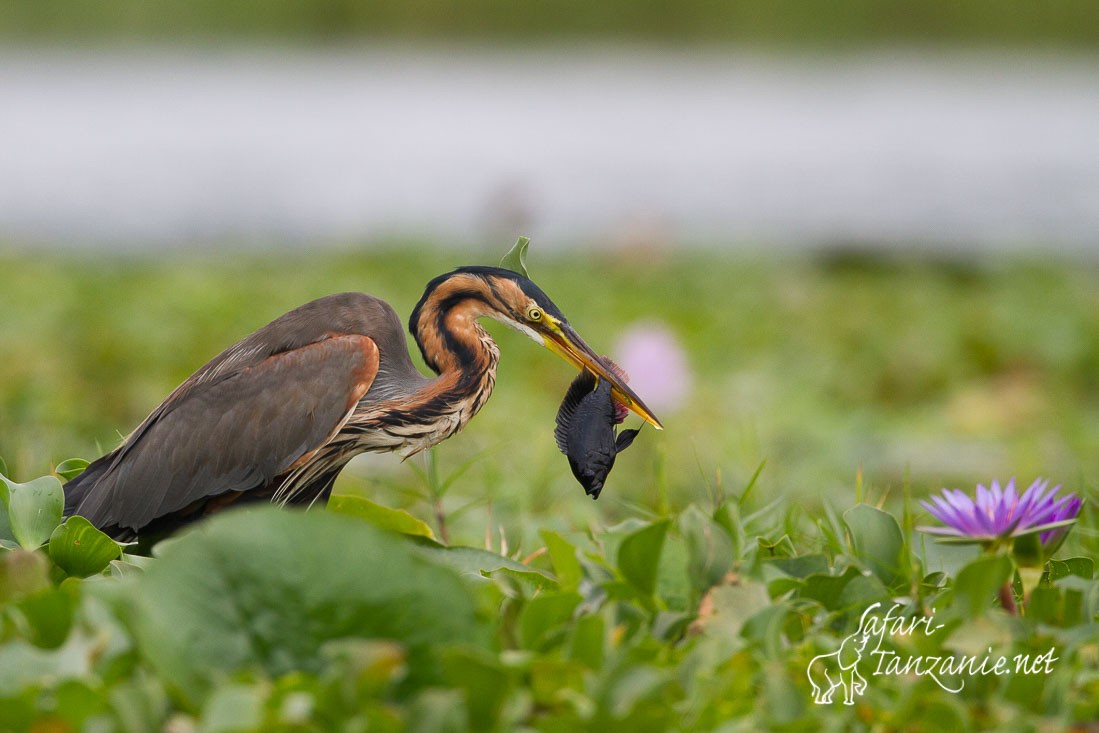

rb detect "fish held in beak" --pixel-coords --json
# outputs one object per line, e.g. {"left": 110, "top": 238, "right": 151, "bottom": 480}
{"left": 544, "top": 324, "right": 663, "bottom": 431}
{"left": 554, "top": 361, "right": 641, "bottom": 499}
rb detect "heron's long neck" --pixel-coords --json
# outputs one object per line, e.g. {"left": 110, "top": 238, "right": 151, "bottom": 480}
{"left": 405, "top": 291, "right": 502, "bottom": 437}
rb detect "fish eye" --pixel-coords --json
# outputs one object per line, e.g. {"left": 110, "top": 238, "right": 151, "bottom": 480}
{"left": 526, "top": 306, "right": 543, "bottom": 322}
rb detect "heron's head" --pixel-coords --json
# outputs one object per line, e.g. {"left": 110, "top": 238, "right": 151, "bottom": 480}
{"left": 411, "top": 266, "right": 663, "bottom": 429}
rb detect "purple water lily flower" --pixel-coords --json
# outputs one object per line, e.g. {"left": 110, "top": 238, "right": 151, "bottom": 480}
{"left": 918, "top": 478, "right": 1081, "bottom": 547}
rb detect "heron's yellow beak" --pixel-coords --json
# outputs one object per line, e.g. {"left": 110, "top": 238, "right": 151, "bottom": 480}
{"left": 542, "top": 321, "right": 664, "bottom": 430}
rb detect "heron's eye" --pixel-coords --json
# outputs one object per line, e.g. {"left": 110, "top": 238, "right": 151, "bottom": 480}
{"left": 526, "top": 306, "right": 544, "bottom": 322}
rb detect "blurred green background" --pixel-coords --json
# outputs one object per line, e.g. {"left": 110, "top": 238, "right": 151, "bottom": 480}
{"left": 3, "top": 0, "right": 1098, "bottom": 47}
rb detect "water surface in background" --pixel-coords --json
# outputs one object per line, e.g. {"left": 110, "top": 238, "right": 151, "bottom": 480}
{"left": 2, "top": 46, "right": 1098, "bottom": 253}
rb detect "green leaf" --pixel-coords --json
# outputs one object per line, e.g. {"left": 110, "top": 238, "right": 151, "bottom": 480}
{"left": 800, "top": 568, "right": 859, "bottom": 611}
{"left": 52, "top": 459, "right": 90, "bottom": 482}
{"left": 499, "top": 236, "right": 531, "bottom": 277}
{"left": 518, "top": 591, "right": 582, "bottom": 650}
{"left": 540, "top": 529, "right": 582, "bottom": 591}
{"left": 680, "top": 505, "right": 734, "bottom": 596}
{"left": 567, "top": 613, "right": 605, "bottom": 670}
{"left": 131, "top": 507, "right": 489, "bottom": 706}
{"left": 48, "top": 515, "right": 122, "bottom": 577}
{"left": 764, "top": 554, "right": 830, "bottom": 579}
{"left": 16, "top": 588, "right": 75, "bottom": 649}
{"left": 328, "top": 493, "right": 437, "bottom": 542}
{"left": 424, "top": 545, "right": 557, "bottom": 591}
{"left": 617, "top": 519, "right": 670, "bottom": 597}
{"left": 844, "top": 503, "right": 907, "bottom": 587}
{"left": 1048, "top": 556, "right": 1094, "bottom": 581}
{"left": 950, "top": 553, "right": 1014, "bottom": 618}
{"left": 0, "top": 473, "right": 64, "bottom": 550}
{"left": 529, "top": 658, "right": 587, "bottom": 708}
{"left": 440, "top": 647, "right": 512, "bottom": 731}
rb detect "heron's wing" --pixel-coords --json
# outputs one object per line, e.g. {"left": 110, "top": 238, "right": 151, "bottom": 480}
{"left": 554, "top": 369, "right": 598, "bottom": 454}
{"left": 70, "top": 334, "right": 379, "bottom": 533}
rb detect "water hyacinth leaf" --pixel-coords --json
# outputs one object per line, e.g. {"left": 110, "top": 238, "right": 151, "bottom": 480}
{"left": 424, "top": 545, "right": 557, "bottom": 591}
{"left": 1047, "top": 557, "right": 1094, "bottom": 582}
{"left": 568, "top": 613, "right": 605, "bottom": 670}
{"left": 680, "top": 505, "right": 734, "bottom": 595}
{"left": 764, "top": 554, "right": 830, "bottom": 579}
{"left": 16, "top": 587, "right": 75, "bottom": 649}
{"left": 499, "top": 236, "right": 531, "bottom": 278}
{"left": 617, "top": 519, "right": 670, "bottom": 597}
{"left": 656, "top": 534, "right": 692, "bottom": 611}
{"left": 48, "top": 516, "right": 122, "bottom": 577}
{"left": 540, "top": 529, "right": 583, "bottom": 591}
{"left": 439, "top": 647, "right": 513, "bottom": 731}
{"left": 757, "top": 534, "right": 796, "bottom": 558}
{"left": 529, "top": 658, "right": 587, "bottom": 708}
{"left": 327, "top": 493, "right": 437, "bottom": 542}
{"left": 0, "top": 473, "right": 64, "bottom": 550}
{"left": 844, "top": 504, "right": 907, "bottom": 587}
{"left": 131, "top": 508, "right": 489, "bottom": 706}
{"left": 52, "top": 459, "right": 89, "bottom": 482}
{"left": 518, "top": 592, "right": 582, "bottom": 650}
{"left": 950, "top": 553, "right": 1014, "bottom": 618}
{"left": 0, "top": 500, "right": 12, "bottom": 545}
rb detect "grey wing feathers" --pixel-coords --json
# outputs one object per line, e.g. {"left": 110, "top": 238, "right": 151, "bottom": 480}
{"left": 68, "top": 333, "right": 379, "bottom": 533}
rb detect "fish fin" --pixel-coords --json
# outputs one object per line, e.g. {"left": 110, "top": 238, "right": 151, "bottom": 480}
{"left": 615, "top": 427, "right": 641, "bottom": 453}
{"left": 554, "top": 369, "right": 598, "bottom": 454}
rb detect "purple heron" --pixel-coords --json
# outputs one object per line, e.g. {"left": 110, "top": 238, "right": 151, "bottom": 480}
{"left": 63, "top": 266, "right": 662, "bottom": 543}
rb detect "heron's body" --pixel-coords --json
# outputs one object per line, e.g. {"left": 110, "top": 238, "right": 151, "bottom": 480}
{"left": 64, "top": 266, "right": 661, "bottom": 543}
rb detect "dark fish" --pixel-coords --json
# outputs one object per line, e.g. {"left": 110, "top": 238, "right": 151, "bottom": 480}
{"left": 555, "top": 366, "right": 641, "bottom": 499}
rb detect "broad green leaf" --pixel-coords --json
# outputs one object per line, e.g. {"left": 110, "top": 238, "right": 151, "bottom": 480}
{"left": 0, "top": 500, "right": 12, "bottom": 545}
{"left": 424, "top": 545, "right": 557, "bottom": 591}
{"left": 764, "top": 554, "right": 830, "bottom": 579}
{"left": 567, "top": 613, "right": 605, "bottom": 670}
{"left": 680, "top": 505, "right": 734, "bottom": 595}
{"left": 950, "top": 553, "right": 1014, "bottom": 618}
{"left": 529, "top": 657, "right": 587, "bottom": 707}
{"left": 0, "top": 473, "right": 64, "bottom": 549}
{"left": 518, "top": 591, "right": 582, "bottom": 650}
{"left": 756, "top": 534, "right": 796, "bottom": 558}
{"left": 800, "top": 568, "right": 859, "bottom": 611}
{"left": 328, "top": 493, "right": 437, "bottom": 542}
{"left": 52, "top": 459, "right": 90, "bottom": 482}
{"left": 132, "top": 507, "right": 489, "bottom": 706}
{"left": 1048, "top": 556, "right": 1094, "bottom": 581}
{"left": 48, "top": 515, "right": 122, "bottom": 577}
{"left": 617, "top": 519, "right": 670, "bottom": 597}
{"left": 691, "top": 579, "right": 771, "bottom": 641}
{"left": 499, "top": 236, "right": 531, "bottom": 277}
{"left": 440, "top": 647, "right": 512, "bottom": 731}
{"left": 540, "top": 529, "right": 582, "bottom": 591}
{"left": 844, "top": 503, "right": 907, "bottom": 587}
{"left": 16, "top": 587, "right": 75, "bottom": 649}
